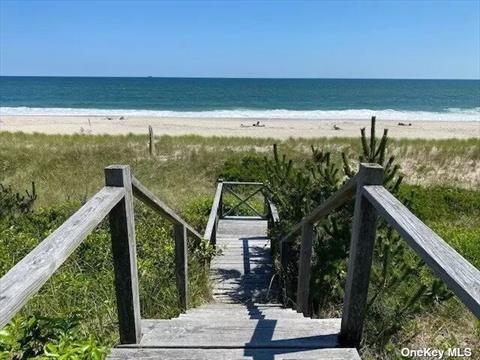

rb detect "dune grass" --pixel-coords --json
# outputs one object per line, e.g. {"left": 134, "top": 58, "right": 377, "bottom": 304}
{"left": 1, "top": 132, "right": 478, "bottom": 210}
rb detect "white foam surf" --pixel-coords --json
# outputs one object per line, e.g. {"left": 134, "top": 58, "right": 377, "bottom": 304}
{"left": 0, "top": 107, "right": 479, "bottom": 121}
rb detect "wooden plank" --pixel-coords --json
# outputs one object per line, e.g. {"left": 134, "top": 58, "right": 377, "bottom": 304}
{"left": 180, "top": 310, "right": 305, "bottom": 319}
{"left": 193, "top": 304, "right": 285, "bottom": 311}
{"left": 211, "top": 260, "right": 272, "bottom": 266}
{"left": 131, "top": 176, "right": 201, "bottom": 241}
{"left": 216, "top": 238, "right": 270, "bottom": 244}
{"left": 181, "top": 306, "right": 296, "bottom": 313}
{"left": 108, "top": 347, "right": 361, "bottom": 360}
{"left": 144, "top": 318, "right": 336, "bottom": 328}
{"left": 212, "top": 254, "right": 272, "bottom": 260}
{"left": 296, "top": 221, "right": 314, "bottom": 315}
{"left": 179, "top": 314, "right": 306, "bottom": 320}
{"left": 106, "top": 165, "right": 142, "bottom": 344}
{"left": 210, "top": 264, "right": 272, "bottom": 276}
{"left": 363, "top": 185, "right": 480, "bottom": 318}
{"left": 174, "top": 223, "right": 188, "bottom": 312}
{"left": 340, "top": 163, "right": 383, "bottom": 348}
{"left": 210, "top": 272, "right": 273, "bottom": 280}
{"left": 0, "top": 186, "right": 124, "bottom": 329}
{"left": 222, "top": 215, "right": 266, "bottom": 221}
{"left": 204, "top": 182, "right": 224, "bottom": 243}
{"left": 212, "top": 280, "right": 273, "bottom": 288}
{"left": 282, "top": 175, "right": 357, "bottom": 243}
{"left": 215, "top": 249, "right": 271, "bottom": 256}
{"left": 217, "top": 219, "right": 268, "bottom": 235}
{"left": 139, "top": 318, "right": 341, "bottom": 348}
{"left": 222, "top": 181, "right": 264, "bottom": 186}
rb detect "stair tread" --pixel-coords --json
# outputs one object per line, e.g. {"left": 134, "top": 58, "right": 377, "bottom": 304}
{"left": 108, "top": 347, "right": 361, "bottom": 359}
{"left": 139, "top": 318, "right": 341, "bottom": 348}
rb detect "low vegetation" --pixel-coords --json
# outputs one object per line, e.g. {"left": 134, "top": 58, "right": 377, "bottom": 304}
{"left": 0, "top": 129, "right": 478, "bottom": 359}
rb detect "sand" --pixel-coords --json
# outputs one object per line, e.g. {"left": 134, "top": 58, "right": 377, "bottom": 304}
{"left": 0, "top": 115, "right": 479, "bottom": 139}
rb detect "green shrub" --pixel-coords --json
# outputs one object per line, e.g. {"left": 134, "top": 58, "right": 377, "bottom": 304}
{"left": 0, "top": 314, "right": 106, "bottom": 360}
{"left": 218, "top": 154, "right": 266, "bottom": 182}
{"left": 181, "top": 195, "right": 213, "bottom": 232}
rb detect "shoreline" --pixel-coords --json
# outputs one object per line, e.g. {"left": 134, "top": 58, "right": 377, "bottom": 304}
{"left": 0, "top": 115, "right": 479, "bottom": 139}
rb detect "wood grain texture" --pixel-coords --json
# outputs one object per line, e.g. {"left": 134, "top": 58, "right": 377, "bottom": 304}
{"left": 106, "top": 165, "right": 142, "bottom": 344}
{"left": 0, "top": 186, "right": 124, "bottom": 328}
{"left": 340, "top": 163, "right": 383, "bottom": 348}
{"left": 203, "top": 182, "right": 224, "bottom": 244}
{"left": 282, "top": 175, "right": 357, "bottom": 243}
{"left": 131, "top": 176, "right": 202, "bottom": 241}
{"left": 363, "top": 185, "right": 480, "bottom": 318}
{"left": 222, "top": 181, "right": 264, "bottom": 186}
{"left": 139, "top": 318, "right": 341, "bottom": 347}
{"left": 108, "top": 347, "right": 361, "bottom": 359}
{"left": 174, "top": 223, "right": 188, "bottom": 312}
{"left": 296, "top": 222, "right": 314, "bottom": 315}
{"left": 107, "top": 301, "right": 361, "bottom": 359}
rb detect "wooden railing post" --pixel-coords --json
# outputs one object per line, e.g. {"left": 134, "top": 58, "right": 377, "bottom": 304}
{"left": 296, "top": 221, "right": 314, "bottom": 315}
{"left": 105, "top": 165, "right": 141, "bottom": 344}
{"left": 340, "top": 163, "right": 383, "bottom": 348}
{"left": 218, "top": 179, "right": 224, "bottom": 219}
{"left": 174, "top": 223, "right": 188, "bottom": 312}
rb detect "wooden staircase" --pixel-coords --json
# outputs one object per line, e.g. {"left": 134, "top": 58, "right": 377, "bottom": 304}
{"left": 108, "top": 217, "right": 360, "bottom": 359}
{"left": 2, "top": 166, "right": 478, "bottom": 360}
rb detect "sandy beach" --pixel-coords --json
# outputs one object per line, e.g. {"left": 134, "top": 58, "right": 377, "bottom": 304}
{"left": 0, "top": 115, "right": 479, "bottom": 139}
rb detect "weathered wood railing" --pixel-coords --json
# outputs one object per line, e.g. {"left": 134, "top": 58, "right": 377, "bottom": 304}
{"left": 279, "top": 163, "right": 480, "bottom": 348}
{"left": 204, "top": 180, "right": 269, "bottom": 245}
{"left": 0, "top": 165, "right": 202, "bottom": 345}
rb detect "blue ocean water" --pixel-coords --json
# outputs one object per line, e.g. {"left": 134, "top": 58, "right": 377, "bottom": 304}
{"left": 0, "top": 77, "right": 479, "bottom": 121}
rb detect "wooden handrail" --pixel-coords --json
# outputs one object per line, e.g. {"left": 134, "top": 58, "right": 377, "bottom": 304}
{"left": 281, "top": 174, "right": 358, "bottom": 244}
{"left": 204, "top": 181, "right": 224, "bottom": 244}
{"left": 275, "top": 161, "right": 480, "bottom": 347}
{"left": 0, "top": 166, "right": 199, "bottom": 344}
{"left": 131, "top": 176, "right": 202, "bottom": 241}
{"left": 363, "top": 185, "right": 480, "bottom": 317}
{"left": 222, "top": 181, "right": 264, "bottom": 186}
{"left": 0, "top": 186, "right": 125, "bottom": 328}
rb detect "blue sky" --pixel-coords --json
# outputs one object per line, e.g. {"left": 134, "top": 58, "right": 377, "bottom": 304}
{"left": 0, "top": 0, "right": 479, "bottom": 79}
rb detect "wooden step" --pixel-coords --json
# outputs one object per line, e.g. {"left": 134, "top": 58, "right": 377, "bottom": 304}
{"left": 108, "top": 347, "right": 361, "bottom": 359}
{"left": 178, "top": 313, "right": 305, "bottom": 320}
{"left": 179, "top": 307, "right": 306, "bottom": 319}
{"left": 139, "top": 318, "right": 341, "bottom": 348}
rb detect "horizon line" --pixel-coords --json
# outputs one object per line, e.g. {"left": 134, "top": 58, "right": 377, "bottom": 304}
{"left": 1, "top": 75, "right": 479, "bottom": 81}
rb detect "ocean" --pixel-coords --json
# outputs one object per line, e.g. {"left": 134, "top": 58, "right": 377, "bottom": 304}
{"left": 0, "top": 77, "right": 479, "bottom": 121}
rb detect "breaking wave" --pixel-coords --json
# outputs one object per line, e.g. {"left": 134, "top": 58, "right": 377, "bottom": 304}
{"left": 1, "top": 107, "right": 479, "bottom": 121}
